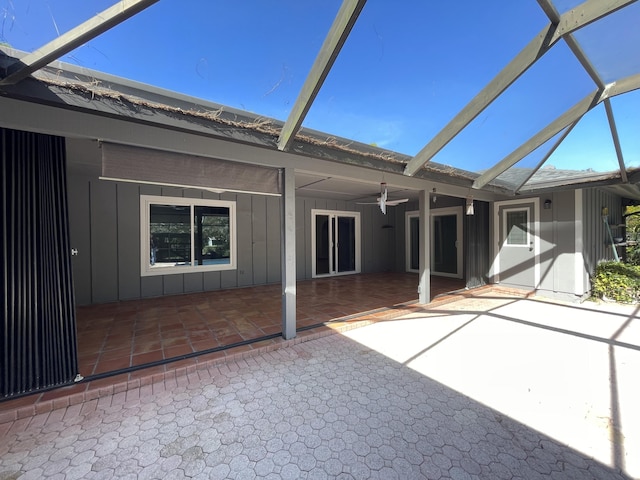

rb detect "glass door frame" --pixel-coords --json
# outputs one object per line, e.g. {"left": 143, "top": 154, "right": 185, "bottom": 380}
{"left": 405, "top": 206, "right": 463, "bottom": 278}
{"left": 311, "top": 209, "right": 361, "bottom": 278}
{"left": 405, "top": 211, "right": 420, "bottom": 273}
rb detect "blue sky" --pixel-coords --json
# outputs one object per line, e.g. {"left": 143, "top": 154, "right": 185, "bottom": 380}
{"left": 1, "top": 0, "right": 638, "bottom": 174}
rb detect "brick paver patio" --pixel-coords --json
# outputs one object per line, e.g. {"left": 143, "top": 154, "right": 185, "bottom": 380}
{"left": 1, "top": 289, "right": 637, "bottom": 479}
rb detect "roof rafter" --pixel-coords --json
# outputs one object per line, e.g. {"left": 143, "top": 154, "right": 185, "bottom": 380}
{"left": 277, "top": 0, "right": 367, "bottom": 152}
{"left": 472, "top": 73, "right": 640, "bottom": 190}
{"left": 403, "top": 0, "right": 636, "bottom": 178}
{"left": 0, "top": 0, "right": 159, "bottom": 86}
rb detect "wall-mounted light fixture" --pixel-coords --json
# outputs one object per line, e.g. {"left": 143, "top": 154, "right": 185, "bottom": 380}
{"left": 544, "top": 199, "right": 552, "bottom": 209}
{"left": 466, "top": 196, "right": 474, "bottom": 215}
{"left": 432, "top": 187, "right": 437, "bottom": 204}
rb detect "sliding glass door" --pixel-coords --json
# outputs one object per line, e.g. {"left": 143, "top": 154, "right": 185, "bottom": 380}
{"left": 312, "top": 210, "right": 361, "bottom": 277}
{"left": 405, "top": 207, "right": 463, "bottom": 278}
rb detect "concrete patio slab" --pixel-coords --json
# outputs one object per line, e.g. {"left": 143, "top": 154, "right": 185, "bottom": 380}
{"left": 343, "top": 293, "right": 640, "bottom": 479}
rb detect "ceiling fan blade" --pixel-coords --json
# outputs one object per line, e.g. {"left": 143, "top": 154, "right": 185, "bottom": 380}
{"left": 356, "top": 183, "right": 406, "bottom": 214}
{"left": 386, "top": 198, "right": 409, "bottom": 206}
{"left": 379, "top": 184, "right": 388, "bottom": 214}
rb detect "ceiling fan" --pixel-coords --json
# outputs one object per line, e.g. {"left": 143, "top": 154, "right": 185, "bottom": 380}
{"left": 357, "top": 182, "right": 409, "bottom": 214}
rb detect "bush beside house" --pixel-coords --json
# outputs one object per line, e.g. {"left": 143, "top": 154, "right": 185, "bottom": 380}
{"left": 591, "top": 261, "right": 640, "bottom": 304}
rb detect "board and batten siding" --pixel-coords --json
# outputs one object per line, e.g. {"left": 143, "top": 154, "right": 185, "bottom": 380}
{"left": 583, "top": 187, "right": 625, "bottom": 274}
{"left": 68, "top": 164, "right": 284, "bottom": 305}
{"left": 66, "top": 139, "right": 402, "bottom": 305}
{"left": 536, "top": 190, "right": 578, "bottom": 295}
{"left": 528, "top": 187, "right": 624, "bottom": 299}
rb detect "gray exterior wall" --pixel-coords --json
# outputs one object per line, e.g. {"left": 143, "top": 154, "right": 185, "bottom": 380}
{"left": 583, "top": 187, "right": 625, "bottom": 274}
{"left": 537, "top": 190, "right": 579, "bottom": 296}
{"left": 517, "top": 187, "right": 625, "bottom": 299}
{"left": 66, "top": 138, "right": 404, "bottom": 306}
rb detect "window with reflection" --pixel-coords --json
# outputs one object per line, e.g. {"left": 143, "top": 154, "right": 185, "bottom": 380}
{"left": 141, "top": 195, "right": 236, "bottom": 276}
{"left": 506, "top": 209, "right": 528, "bottom": 246}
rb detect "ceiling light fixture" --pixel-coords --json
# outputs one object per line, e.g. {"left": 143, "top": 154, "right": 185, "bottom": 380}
{"left": 466, "top": 196, "right": 474, "bottom": 216}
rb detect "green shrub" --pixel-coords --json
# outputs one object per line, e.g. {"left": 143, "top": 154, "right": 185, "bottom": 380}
{"left": 591, "top": 261, "right": 640, "bottom": 304}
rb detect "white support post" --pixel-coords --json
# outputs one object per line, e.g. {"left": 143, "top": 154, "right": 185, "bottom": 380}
{"left": 281, "top": 167, "right": 297, "bottom": 339}
{"left": 418, "top": 189, "right": 431, "bottom": 304}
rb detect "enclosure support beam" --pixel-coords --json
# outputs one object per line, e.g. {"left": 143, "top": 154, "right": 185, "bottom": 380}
{"left": 0, "top": 0, "right": 159, "bottom": 86}
{"left": 403, "top": 0, "right": 635, "bottom": 178}
{"left": 418, "top": 189, "right": 431, "bottom": 304}
{"left": 402, "top": 23, "right": 557, "bottom": 177}
{"left": 604, "top": 98, "right": 628, "bottom": 183}
{"left": 473, "top": 90, "right": 600, "bottom": 190}
{"left": 474, "top": 72, "right": 640, "bottom": 189}
{"left": 281, "top": 167, "right": 297, "bottom": 340}
{"left": 277, "top": 0, "right": 366, "bottom": 151}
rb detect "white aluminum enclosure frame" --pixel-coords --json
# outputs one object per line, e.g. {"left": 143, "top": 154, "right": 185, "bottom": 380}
{"left": 0, "top": 0, "right": 637, "bottom": 196}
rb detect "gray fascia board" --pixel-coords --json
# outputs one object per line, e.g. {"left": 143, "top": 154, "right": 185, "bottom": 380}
{"left": 0, "top": 0, "right": 159, "bottom": 86}
{"left": 402, "top": 23, "right": 558, "bottom": 177}
{"left": 277, "top": 0, "right": 366, "bottom": 151}
{"left": 0, "top": 93, "right": 510, "bottom": 203}
{"left": 519, "top": 175, "right": 636, "bottom": 197}
{"left": 473, "top": 89, "right": 602, "bottom": 189}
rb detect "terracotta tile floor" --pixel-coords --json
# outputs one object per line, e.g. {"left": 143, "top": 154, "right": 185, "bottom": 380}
{"left": 0, "top": 273, "right": 468, "bottom": 420}
{"left": 76, "top": 273, "right": 465, "bottom": 379}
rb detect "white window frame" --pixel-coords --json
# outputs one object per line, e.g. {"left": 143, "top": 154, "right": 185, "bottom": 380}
{"left": 140, "top": 195, "right": 236, "bottom": 276}
{"left": 503, "top": 207, "right": 530, "bottom": 247}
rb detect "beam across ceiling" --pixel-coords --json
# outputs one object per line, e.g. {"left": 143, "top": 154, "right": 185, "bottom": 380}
{"left": 277, "top": 0, "right": 367, "bottom": 152}
{"left": 0, "top": 0, "right": 159, "bottom": 86}
{"left": 403, "top": 0, "right": 637, "bottom": 178}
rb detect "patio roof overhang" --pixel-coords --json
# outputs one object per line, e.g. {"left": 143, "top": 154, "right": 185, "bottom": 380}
{"left": 0, "top": 0, "right": 638, "bottom": 200}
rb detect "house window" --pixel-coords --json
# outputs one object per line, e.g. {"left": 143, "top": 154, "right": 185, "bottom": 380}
{"left": 505, "top": 209, "right": 528, "bottom": 246}
{"left": 141, "top": 195, "right": 236, "bottom": 276}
